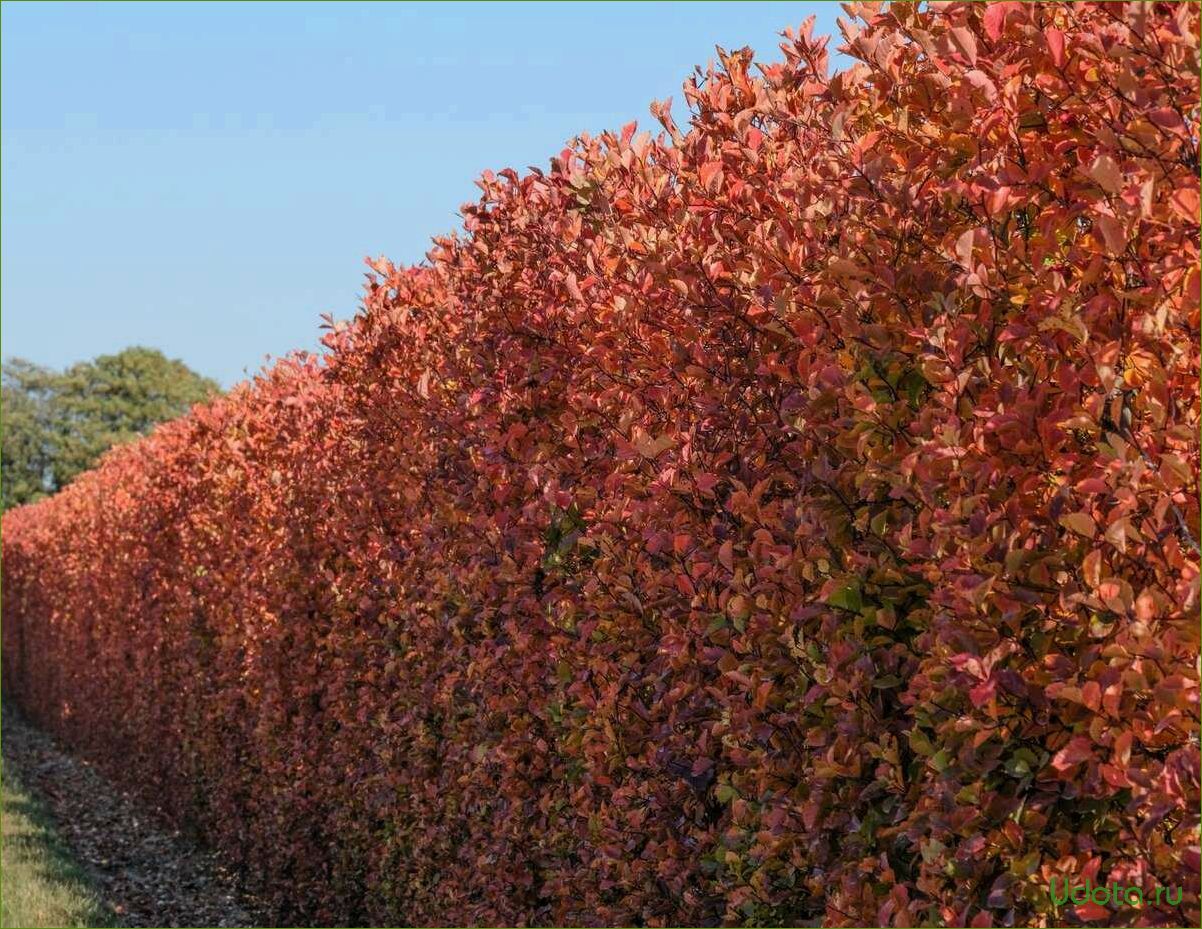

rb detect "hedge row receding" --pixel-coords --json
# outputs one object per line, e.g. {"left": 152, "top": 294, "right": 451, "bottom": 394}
{"left": 3, "top": 3, "right": 1199, "bottom": 926}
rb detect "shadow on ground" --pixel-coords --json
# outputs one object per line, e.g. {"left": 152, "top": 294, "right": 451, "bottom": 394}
{"left": 1, "top": 703, "right": 266, "bottom": 928}
{"left": 2, "top": 753, "right": 116, "bottom": 928}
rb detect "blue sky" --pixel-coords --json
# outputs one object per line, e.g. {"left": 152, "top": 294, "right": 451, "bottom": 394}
{"left": 2, "top": 1, "right": 846, "bottom": 386}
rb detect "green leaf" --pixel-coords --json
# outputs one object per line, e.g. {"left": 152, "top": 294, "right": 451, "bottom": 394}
{"left": 827, "top": 583, "right": 862, "bottom": 612}
{"left": 908, "top": 729, "right": 935, "bottom": 757}
{"left": 1004, "top": 748, "right": 1037, "bottom": 777}
{"left": 899, "top": 368, "right": 929, "bottom": 408}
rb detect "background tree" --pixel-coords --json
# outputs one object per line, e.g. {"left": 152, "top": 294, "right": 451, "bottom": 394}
{"left": 1, "top": 347, "right": 219, "bottom": 509}
{"left": 1, "top": 359, "right": 57, "bottom": 511}
{"left": 47, "top": 347, "right": 220, "bottom": 489}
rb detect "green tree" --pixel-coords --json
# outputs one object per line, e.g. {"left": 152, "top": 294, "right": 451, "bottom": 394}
{"left": 1, "top": 347, "right": 219, "bottom": 510}
{"left": 1, "top": 359, "right": 57, "bottom": 511}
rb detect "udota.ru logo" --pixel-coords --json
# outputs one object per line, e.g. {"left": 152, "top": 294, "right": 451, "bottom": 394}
{"left": 1049, "top": 875, "right": 1183, "bottom": 909}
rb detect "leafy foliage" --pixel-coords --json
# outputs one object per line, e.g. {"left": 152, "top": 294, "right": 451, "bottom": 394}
{"left": 1, "top": 359, "right": 57, "bottom": 511}
{"left": 1, "top": 347, "right": 219, "bottom": 509}
{"left": 3, "top": 3, "right": 1198, "bottom": 926}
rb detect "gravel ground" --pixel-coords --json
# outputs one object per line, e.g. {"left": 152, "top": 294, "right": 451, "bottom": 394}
{"left": 1, "top": 704, "right": 270, "bottom": 928}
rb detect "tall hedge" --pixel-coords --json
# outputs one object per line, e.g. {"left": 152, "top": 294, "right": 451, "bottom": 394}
{"left": 3, "top": 3, "right": 1198, "bottom": 926}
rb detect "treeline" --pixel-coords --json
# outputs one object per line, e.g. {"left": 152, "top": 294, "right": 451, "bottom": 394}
{"left": 1, "top": 347, "right": 218, "bottom": 510}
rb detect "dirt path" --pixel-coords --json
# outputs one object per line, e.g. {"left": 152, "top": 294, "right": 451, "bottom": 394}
{"left": 1, "top": 704, "right": 269, "bottom": 928}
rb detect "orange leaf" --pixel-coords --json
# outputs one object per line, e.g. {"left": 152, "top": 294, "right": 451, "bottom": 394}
{"left": 1059, "top": 512, "right": 1097, "bottom": 537}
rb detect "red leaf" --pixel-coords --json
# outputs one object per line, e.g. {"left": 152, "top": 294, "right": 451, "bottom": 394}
{"left": 1148, "top": 107, "right": 1183, "bottom": 129}
{"left": 983, "top": 2, "right": 1020, "bottom": 42}
{"left": 1087, "top": 154, "right": 1122, "bottom": 194}
{"left": 1095, "top": 213, "right": 1126, "bottom": 255}
{"left": 1073, "top": 901, "right": 1110, "bottom": 921}
{"left": 1045, "top": 26, "right": 1066, "bottom": 66}
{"left": 949, "top": 26, "right": 978, "bottom": 66}
{"left": 970, "top": 677, "right": 997, "bottom": 708}
{"left": 1052, "top": 736, "right": 1094, "bottom": 771}
{"left": 718, "top": 540, "right": 734, "bottom": 571}
{"left": 698, "top": 160, "right": 724, "bottom": 193}
{"left": 1170, "top": 187, "right": 1199, "bottom": 221}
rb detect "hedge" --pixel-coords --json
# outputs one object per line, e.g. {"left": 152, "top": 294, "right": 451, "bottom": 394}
{"left": 3, "top": 3, "right": 1198, "bottom": 925}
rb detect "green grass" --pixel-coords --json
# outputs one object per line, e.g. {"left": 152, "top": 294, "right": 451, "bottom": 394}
{"left": 1, "top": 760, "right": 115, "bottom": 929}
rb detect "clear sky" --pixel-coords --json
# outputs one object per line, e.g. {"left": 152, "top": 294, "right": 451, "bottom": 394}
{"left": 2, "top": 1, "right": 847, "bottom": 386}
